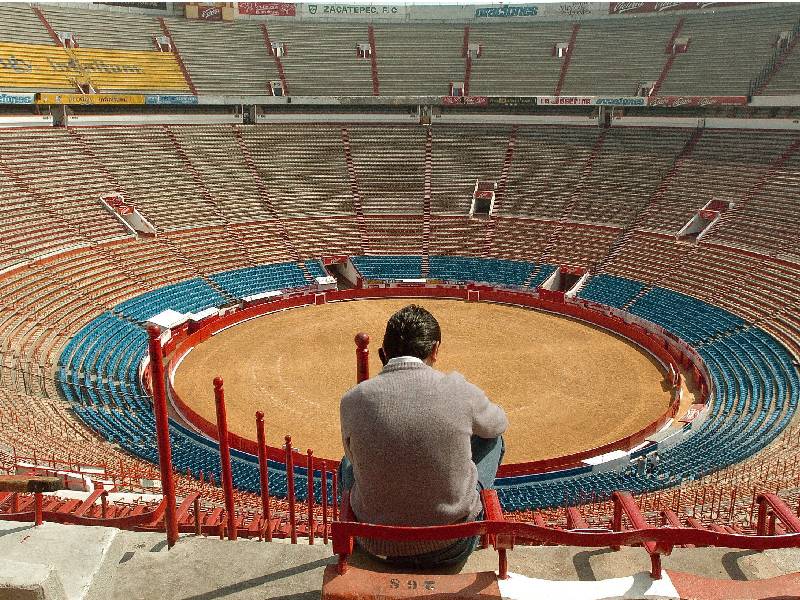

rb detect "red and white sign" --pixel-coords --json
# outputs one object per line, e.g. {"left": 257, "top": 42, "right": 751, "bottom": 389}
{"left": 648, "top": 95, "right": 748, "bottom": 107}
{"left": 238, "top": 2, "right": 296, "bottom": 16}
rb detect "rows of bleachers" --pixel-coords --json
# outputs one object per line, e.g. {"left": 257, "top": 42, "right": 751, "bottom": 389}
{"left": 3, "top": 4, "right": 800, "bottom": 97}
{"left": 41, "top": 4, "right": 161, "bottom": 50}
{"left": 0, "top": 124, "right": 795, "bottom": 269}
{"left": 164, "top": 18, "right": 278, "bottom": 95}
{"left": 303, "top": 259, "right": 327, "bottom": 279}
{"left": 468, "top": 22, "right": 570, "bottom": 96}
{"left": 428, "top": 255, "right": 537, "bottom": 287}
{"left": 115, "top": 278, "right": 226, "bottom": 322}
{"left": 577, "top": 274, "right": 646, "bottom": 309}
{"left": 660, "top": 5, "right": 800, "bottom": 96}
{"left": 628, "top": 286, "right": 746, "bottom": 345}
{"left": 562, "top": 17, "right": 676, "bottom": 96}
{"left": 372, "top": 24, "right": 463, "bottom": 96}
{"left": 263, "top": 22, "right": 373, "bottom": 96}
{"left": 210, "top": 262, "right": 308, "bottom": 299}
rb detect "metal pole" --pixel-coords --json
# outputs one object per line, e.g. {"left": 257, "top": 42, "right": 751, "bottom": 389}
{"left": 355, "top": 332, "right": 370, "bottom": 384}
{"left": 147, "top": 325, "right": 179, "bottom": 549}
{"left": 214, "top": 377, "right": 237, "bottom": 541}
{"left": 255, "top": 411, "right": 272, "bottom": 541}
{"left": 307, "top": 449, "right": 315, "bottom": 545}
{"left": 285, "top": 435, "right": 297, "bottom": 544}
{"left": 321, "top": 462, "right": 329, "bottom": 544}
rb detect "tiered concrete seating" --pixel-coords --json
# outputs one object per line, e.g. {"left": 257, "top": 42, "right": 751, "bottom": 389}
{"left": 504, "top": 127, "right": 599, "bottom": 220}
{"left": 264, "top": 22, "right": 373, "bottom": 96}
{"left": 704, "top": 141, "right": 800, "bottom": 261}
{"left": 431, "top": 126, "right": 510, "bottom": 215}
{"left": 469, "top": 22, "right": 571, "bottom": 96}
{"left": 0, "top": 128, "right": 129, "bottom": 245}
{"left": 561, "top": 17, "right": 677, "bottom": 96}
{"left": 0, "top": 3, "right": 52, "bottom": 45}
{"left": 238, "top": 125, "right": 352, "bottom": 217}
{"left": 764, "top": 42, "right": 800, "bottom": 95}
{"left": 73, "top": 126, "right": 225, "bottom": 231}
{"left": 567, "top": 128, "right": 690, "bottom": 227}
{"left": 660, "top": 5, "right": 800, "bottom": 96}
{"left": 41, "top": 4, "right": 161, "bottom": 50}
{"left": 350, "top": 127, "right": 425, "bottom": 214}
{"left": 637, "top": 130, "right": 795, "bottom": 234}
{"left": 372, "top": 24, "right": 463, "bottom": 96}
{"left": 164, "top": 18, "right": 278, "bottom": 95}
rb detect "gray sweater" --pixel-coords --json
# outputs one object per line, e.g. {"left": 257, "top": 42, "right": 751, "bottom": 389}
{"left": 340, "top": 359, "right": 508, "bottom": 556}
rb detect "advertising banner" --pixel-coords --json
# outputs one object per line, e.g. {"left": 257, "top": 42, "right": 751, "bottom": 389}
{"left": 0, "top": 91, "right": 34, "bottom": 104}
{"left": 198, "top": 5, "right": 223, "bottom": 20}
{"left": 37, "top": 93, "right": 146, "bottom": 105}
{"left": 0, "top": 43, "right": 189, "bottom": 92}
{"left": 238, "top": 2, "right": 296, "bottom": 16}
{"left": 593, "top": 96, "right": 647, "bottom": 106}
{"left": 441, "top": 95, "right": 489, "bottom": 107}
{"left": 609, "top": 2, "right": 750, "bottom": 15}
{"left": 145, "top": 94, "right": 199, "bottom": 105}
{"left": 489, "top": 96, "right": 537, "bottom": 107}
{"left": 648, "top": 95, "right": 748, "bottom": 107}
{"left": 473, "top": 4, "right": 538, "bottom": 18}
{"left": 299, "top": 3, "right": 406, "bottom": 19}
{"left": 537, "top": 96, "right": 594, "bottom": 106}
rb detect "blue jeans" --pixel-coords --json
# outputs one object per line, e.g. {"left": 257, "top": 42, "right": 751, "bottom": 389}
{"left": 338, "top": 435, "right": 505, "bottom": 568}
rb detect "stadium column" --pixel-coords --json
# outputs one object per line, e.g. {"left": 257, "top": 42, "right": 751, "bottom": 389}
{"left": 355, "top": 332, "right": 370, "bottom": 384}
{"left": 214, "top": 377, "right": 238, "bottom": 541}
{"left": 147, "top": 326, "right": 179, "bottom": 549}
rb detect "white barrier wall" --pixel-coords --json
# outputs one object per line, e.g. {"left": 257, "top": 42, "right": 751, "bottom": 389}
{"left": 65, "top": 113, "right": 244, "bottom": 126}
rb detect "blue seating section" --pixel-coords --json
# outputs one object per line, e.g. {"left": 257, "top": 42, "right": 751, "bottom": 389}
{"left": 428, "top": 256, "right": 539, "bottom": 287}
{"left": 351, "top": 255, "right": 423, "bottom": 280}
{"left": 528, "top": 264, "right": 557, "bottom": 289}
{"left": 56, "top": 261, "right": 798, "bottom": 512}
{"left": 116, "top": 279, "right": 226, "bottom": 322}
{"left": 210, "top": 262, "right": 308, "bottom": 299}
{"left": 304, "top": 260, "right": 327, "bottom": 279}
{"left": 578, "top": 274, "right": 645, "bottom": 308}
{"left": 628, "top": 287, "right": 746, "bottom": 345}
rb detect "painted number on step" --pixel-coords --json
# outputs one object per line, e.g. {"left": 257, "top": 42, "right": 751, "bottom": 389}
{"left": 388, "top": 578, "right": 436, "bottom": 591}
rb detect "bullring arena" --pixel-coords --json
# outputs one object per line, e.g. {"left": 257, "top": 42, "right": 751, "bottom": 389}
{"left": 173, "top": 298, "right": 678, "bottom": 463}
{"left": 1, "top": 1, "right": 800, "bottom": 599}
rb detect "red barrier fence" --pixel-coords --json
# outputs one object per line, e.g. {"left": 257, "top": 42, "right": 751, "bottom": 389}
{"left": 164, "top": 285, "right": 693, "bottom": 478}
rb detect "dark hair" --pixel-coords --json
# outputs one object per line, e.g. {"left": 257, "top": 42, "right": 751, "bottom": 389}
{"left": 382, "top": 304, "right": 441, "bottom": 360}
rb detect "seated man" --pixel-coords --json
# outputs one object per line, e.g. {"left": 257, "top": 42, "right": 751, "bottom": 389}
{"left": 339, "top": 304, "right": 508, "bottom": 567}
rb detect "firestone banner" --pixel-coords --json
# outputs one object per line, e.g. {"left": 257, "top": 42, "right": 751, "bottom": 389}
{"left": 36, "top": 93, "right": 146, "bottom": 105}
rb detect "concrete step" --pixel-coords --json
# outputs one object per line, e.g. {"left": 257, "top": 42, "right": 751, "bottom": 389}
{"left": 1, "top": 520, "right": 798, "bottom": 600}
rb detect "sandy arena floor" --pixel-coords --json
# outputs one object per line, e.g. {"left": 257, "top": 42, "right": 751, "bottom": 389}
{"left": 173, "top": 299, "right": 673, "bottom": 463}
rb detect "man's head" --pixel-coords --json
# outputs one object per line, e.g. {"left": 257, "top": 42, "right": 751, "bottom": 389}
{"left": 380, "top": 304, "right": 441, "bottom": 365}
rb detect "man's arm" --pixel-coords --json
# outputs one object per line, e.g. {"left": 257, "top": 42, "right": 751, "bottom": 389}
{"left": 472, "top": 390, "right": 508, "bottom": 438}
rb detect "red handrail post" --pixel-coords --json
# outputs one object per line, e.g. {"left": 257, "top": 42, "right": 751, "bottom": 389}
{"left": 332, "top": 467, "right": 339, "bottom": 522}
{"left": 34, "top": 492, "right": 43, "bottom": 526}
{"left": 147, "top": 325, "right": 179, "bottom": 549}
{"left": 355, "top": 332, "right": 370, "bottom": 383}
{"left": 307, "top": 449, "right": 315, "bottom": 545}
{"left": 322, "top": 462, "right": 329, "bottom": 544}
{"left": 255, "top": 411, "right": 272, "bottom": 541}
{"left": 214, "top": 377, "right": 237, "bottom": 541}
{"left": 285, "top": 435, "right": 297, "bottom": 544}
